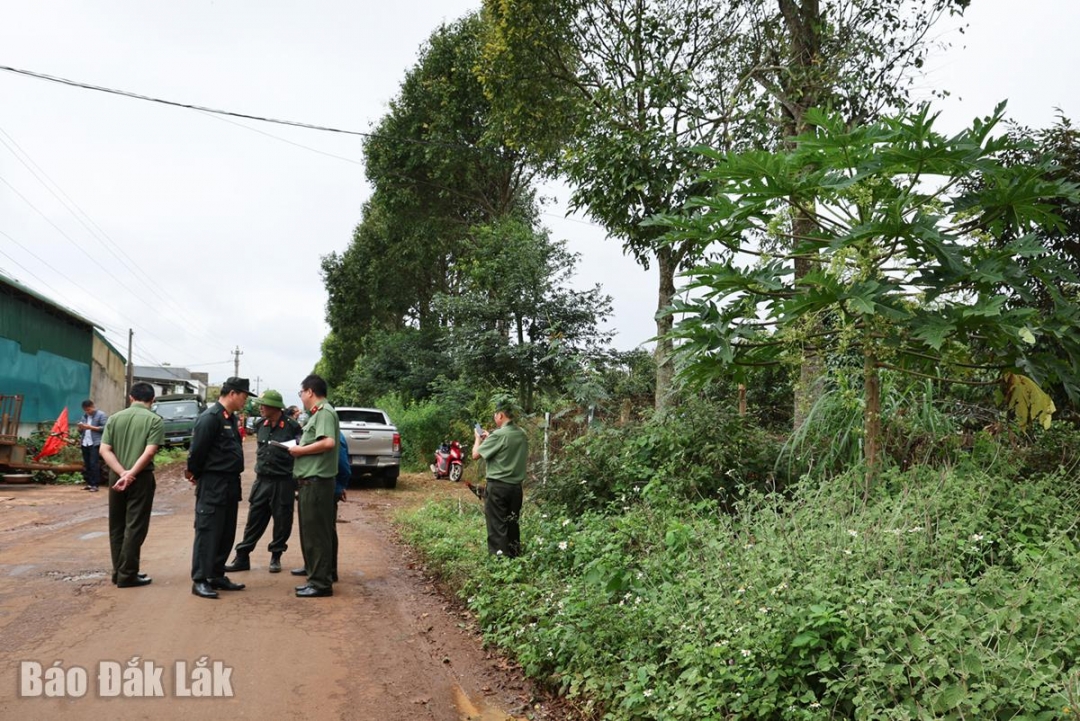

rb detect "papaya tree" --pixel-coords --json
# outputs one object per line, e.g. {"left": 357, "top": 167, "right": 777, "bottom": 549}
{"left": 663, "top": 104, "right": 1080, "bottom": 478}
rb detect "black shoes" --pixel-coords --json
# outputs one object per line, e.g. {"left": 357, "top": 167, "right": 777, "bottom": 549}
{"left": 224, "top": 554, "right": 250, "bottom": 572}
{"left": 295, "top": 584, "right": 332, "bottom": 598}
{"left": 191, "top": 581, "right": 218, "bottom": 599}
{"left": 112, "top": 572, "right": 149, "bottom": 585}
{"left": 269, "top": 553, "right": 282, "bottom": 573}
{"left": 290, "top": 567, "right": 308, "bottom": 576}
{"left": 117, "top": 576, "right": 152, "bottom": 588}
{"left": 208, "top": 577, "right": 245, "bottom": 591}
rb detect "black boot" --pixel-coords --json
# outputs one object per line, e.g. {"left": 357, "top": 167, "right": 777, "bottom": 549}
{"left": 269, "top": 553, "right": 282, "bottom": 573}
{"left": 224, "top": 553, "right": 250, "bottom": 572}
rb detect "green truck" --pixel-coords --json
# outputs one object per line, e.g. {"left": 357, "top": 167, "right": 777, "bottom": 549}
{"left": 151, "top": 393, "right": 206, "bottom": 448}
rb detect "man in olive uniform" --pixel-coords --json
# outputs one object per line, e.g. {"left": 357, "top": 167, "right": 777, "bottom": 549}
{"left": 224, "top": 389, "right": 302, "bottom": 574}
{"left": 471, "top": 397, "right": 529, "bottom": 557}
{"left": 99, "top": 382, "right": 164, "bottom": 587}
{"left": 289, "top": 374, "right": 340, "bottom": 598}
{"left": 186, "top": 377, "right": 255, "bottom": 599}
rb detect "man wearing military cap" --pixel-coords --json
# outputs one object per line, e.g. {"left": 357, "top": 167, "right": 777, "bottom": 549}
{"left": 224, "top": 389, "right": 302, "bottom": 574}
{"left": 471, "top": 395, "right": 529, "bottom": 558}
{"left": 186, "top": 376, "right": 255, "bottom": 599}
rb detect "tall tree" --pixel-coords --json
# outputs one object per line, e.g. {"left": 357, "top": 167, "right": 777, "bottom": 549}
{"left": 479, "top": 0, "right": 971, "bottom": 414}
{"left": 742, "top": 0, "right": 972, "bottom": 426}
{"left": 321, "top": 13, "right": 540, "bottom": 385}
{"left": 434, "top": 218, "right": 613, "bottom": 411}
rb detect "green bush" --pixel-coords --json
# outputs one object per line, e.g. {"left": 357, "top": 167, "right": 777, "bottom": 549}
{"left": 1015, "top": 421, "right": 1080, "bottom": 480}
{"left": 374, "top": 395, "right": 460, "bottom": 471}
{"left": 399, "top": 462, "right": 1080, "bottom": 720}
{"left": 537, "top": 396, "right": 785, "bottom": 515}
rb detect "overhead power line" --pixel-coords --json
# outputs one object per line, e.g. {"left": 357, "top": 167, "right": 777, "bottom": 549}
{"left": 0, "top": 63, "right": 373, "bottom": 138}
{"left": 0, "top": 63, "right": 491, "bottom": 155}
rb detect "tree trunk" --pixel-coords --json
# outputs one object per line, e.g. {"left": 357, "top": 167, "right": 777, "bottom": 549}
{"left": 654, "top": 246, "right": 677, "bottom": 413}
{"left": 863, "top": 346, "right": 881, "bottom": 493}
{"left": 780, "top": 0, "right": 825, "bottom": 431}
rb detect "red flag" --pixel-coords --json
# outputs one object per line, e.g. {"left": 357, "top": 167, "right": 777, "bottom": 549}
{"left": 33, "top": 407, "right": 70, "bottom": 461}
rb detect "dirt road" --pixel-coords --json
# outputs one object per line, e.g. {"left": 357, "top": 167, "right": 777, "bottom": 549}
{"left": 0, "top": 442, "right": 550, "bottom": 720}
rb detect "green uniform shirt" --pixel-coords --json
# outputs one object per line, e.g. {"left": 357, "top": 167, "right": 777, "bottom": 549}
{"left": 254, "top": 414, "right": 302, "bottom": 476}
{"left": 293, "top": 400, "right": 340, "bottom": 480}
{"left": 478, "top": 422, "right": 529, "bottom": 484}
{"left": 101, "top": 404, "right": 165, "bottom": 470}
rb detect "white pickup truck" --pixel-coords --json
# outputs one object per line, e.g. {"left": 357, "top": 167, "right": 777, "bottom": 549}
{"left": 337, "top": 407, "right": 402, "bottom": 488}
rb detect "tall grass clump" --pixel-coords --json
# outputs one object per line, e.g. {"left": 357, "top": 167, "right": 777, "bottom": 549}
{"left": 781, "top": 376, "right": 970, "bottom": 480}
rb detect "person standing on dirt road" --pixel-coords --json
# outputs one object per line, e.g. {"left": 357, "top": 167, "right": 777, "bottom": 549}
{"left": 99, "top": 382, "right": 164, "bottom": 588}
{"left": 288, "top": 374, "right": 340, "bottom": 598}
{"left": 471, "top": 397, "right": 529, "bottom": 558}
{"left": 78, "top": 399, "right": 108, "bottom": 492}
{"left": 224, "top": 389, "right": 302, "bottom": 574}
{"left": 186, "top": 376, "right": 255, "bottom": 599}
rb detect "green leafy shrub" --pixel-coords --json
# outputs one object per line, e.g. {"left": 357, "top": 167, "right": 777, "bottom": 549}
{"left": 1015, "top": 422, "right": 1080, "bottom": 480}
{"left": 374, "top": 394, "right": 459, "bottom": 471}
{"left": 399, "top": 462, "right": 1080, "bottom": 720}
{"left": 536, "top": 397, "right": 785, "bottom": 514}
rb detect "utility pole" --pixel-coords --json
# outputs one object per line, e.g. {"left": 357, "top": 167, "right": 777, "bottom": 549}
{"left": 254, "top": 376, "right": 262, "bottom": 395}
{"left": 126, "top": 329, "right": 134, "bottom": 404}
{"left": 232, "top": 345, "right": 243, "bottom": 377}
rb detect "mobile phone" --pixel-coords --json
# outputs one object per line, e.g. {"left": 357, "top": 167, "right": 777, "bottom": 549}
{"left": 474, "top": 423, "right": 484, "bottom": 434}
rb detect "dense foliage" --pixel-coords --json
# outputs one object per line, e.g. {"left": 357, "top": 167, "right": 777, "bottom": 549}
{"left": 401, "top": 453, "right": 1080, "bottom": 720}
{"left": 664, "top": 105, "right": 1080, "bottom": 469}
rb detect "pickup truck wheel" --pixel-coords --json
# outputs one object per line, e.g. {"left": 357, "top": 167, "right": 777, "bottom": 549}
{"left": 382, "top": 469, "right": 399, "bottom": 489}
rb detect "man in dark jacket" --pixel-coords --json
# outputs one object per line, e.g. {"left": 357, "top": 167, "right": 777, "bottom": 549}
{"left": 224, "top": 389, "right": 302, "bottom": 574}
{"left": 186, "top": 377, "right": 255, "bottom": 599}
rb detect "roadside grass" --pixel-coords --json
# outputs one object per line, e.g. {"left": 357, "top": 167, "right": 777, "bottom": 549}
{"left": 397, "top": 462, "right": 1080, "bottom": 720}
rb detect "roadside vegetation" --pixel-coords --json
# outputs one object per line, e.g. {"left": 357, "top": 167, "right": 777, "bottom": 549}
{"left": 317, "top": 1, "right": 1080, "bottom": 717}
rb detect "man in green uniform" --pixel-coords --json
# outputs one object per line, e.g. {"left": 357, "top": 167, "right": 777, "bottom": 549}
{"left": 224, "top": 389, "right": 302, "bottom": 574}
{"left": 186, "top": 377, "right": 255, "bottom": 599}
{"left": 289, "top": 374, "right": 340, "bottom": 597}
{"left": 472, "top": 397, "right": 529, "bottom": 557}
{"left": 99, "top": 382, "right": 164, "bottom": 587}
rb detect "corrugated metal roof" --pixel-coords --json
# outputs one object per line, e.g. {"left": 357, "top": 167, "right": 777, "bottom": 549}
{"left": 0, "top": 270, "right": 103, "bottom": 330}
{"left": 132, "top": 365, "right": 195, "bottom": 381}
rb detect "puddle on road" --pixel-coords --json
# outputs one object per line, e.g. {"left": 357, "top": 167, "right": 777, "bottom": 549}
{"left": 452, "top": 684, "right": 525, "bottom": 721}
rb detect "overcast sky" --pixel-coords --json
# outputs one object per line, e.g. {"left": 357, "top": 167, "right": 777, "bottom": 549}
{"left": 1, "top": 0, "right": 1077, "bottom": 398}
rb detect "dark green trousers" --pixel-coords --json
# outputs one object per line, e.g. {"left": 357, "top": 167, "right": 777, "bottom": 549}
{"left": 297, "top": 477, "right": 336, "bottom": 590}
{"left": 108, "top": 469, "right": 156, "bottom": 584}
{"left": 484, "top": 479, "right": 523, "bottom": 557}
{"left": 235, "top": 474, "right": 296, "bottom": 555}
